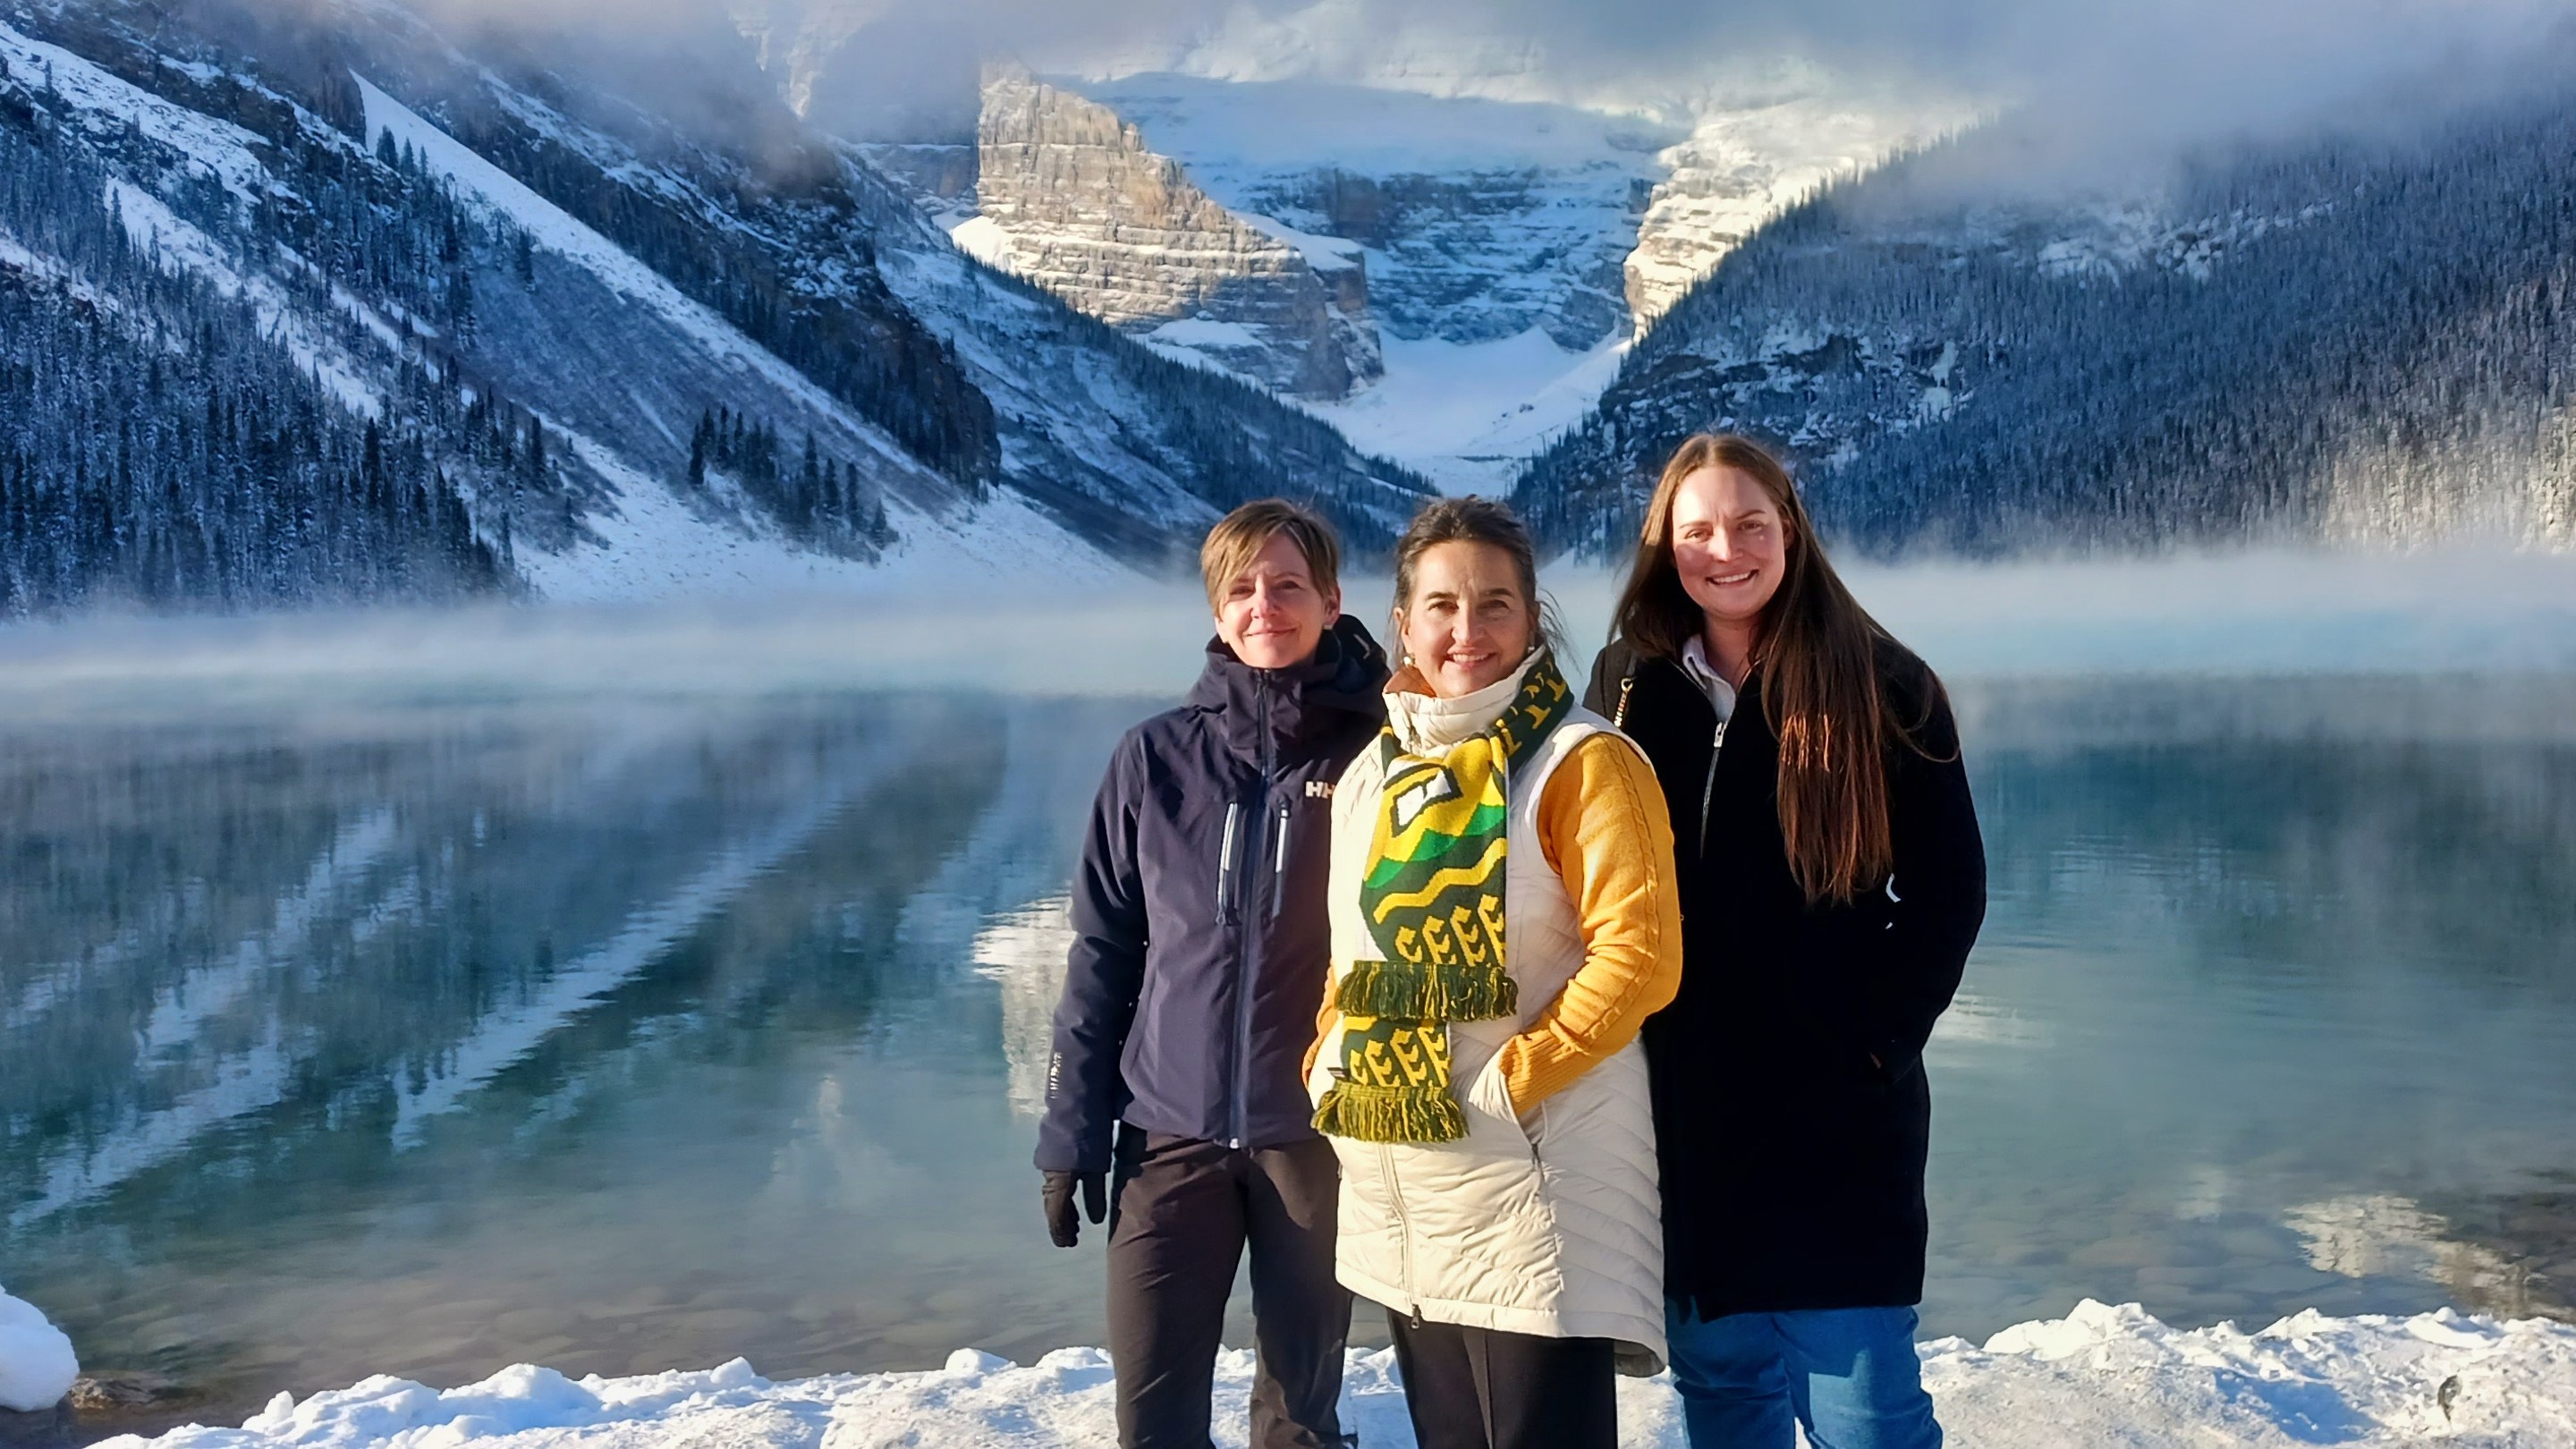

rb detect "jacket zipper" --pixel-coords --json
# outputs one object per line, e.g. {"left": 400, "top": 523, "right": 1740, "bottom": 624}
{"left": 1268, "top": 798, "right": 1292, "bottom": 920}
{"left": 1378, "top": 1142, "right": 1418, "bottom": 1314}
{"left": 1216, "top": 801, "right": 1241, "bottom": 919}
{"left": 1227, "top": 681, "right": 1276, "bottom": 1148}
{"left": 1697, "top": 716, "right": 1730, "bottom": 853}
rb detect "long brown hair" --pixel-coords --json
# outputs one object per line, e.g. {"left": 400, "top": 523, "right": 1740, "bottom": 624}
{"left": 1609, "top": 434, "right": 1947, "bottom": 904}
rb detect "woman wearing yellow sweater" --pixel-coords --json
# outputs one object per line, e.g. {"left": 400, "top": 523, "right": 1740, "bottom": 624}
{"left": 1306, "top": 496, "right": 1682, "bottom": 1449}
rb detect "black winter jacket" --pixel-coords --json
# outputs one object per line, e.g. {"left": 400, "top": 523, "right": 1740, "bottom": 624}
{"left": 1585, "top": 637, "right": 1985, "bottom": 1318}
{"left": 1036, "top": 617, "right": 1389, "bottom": 1175}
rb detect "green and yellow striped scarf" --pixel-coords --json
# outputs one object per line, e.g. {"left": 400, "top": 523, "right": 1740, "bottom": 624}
{"left": 1314, "top": 652, "right": 1575, "bottom": 1144}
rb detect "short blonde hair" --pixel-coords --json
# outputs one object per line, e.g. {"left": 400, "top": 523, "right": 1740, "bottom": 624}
{"left": 1199, "top": 500, "right": 1342, "bottom": 608}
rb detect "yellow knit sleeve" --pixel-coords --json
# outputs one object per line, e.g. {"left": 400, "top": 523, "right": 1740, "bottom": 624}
{"left": 1495, "top": 732, "right": 1684, "bottom": 1114}
{"left": 1304, "top": 964, "right": 1337, "bottom": 1083}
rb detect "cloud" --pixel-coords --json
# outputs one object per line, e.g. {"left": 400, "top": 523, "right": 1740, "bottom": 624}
{"left": 395, "top": 0, "right": 2572, "bottom": 166}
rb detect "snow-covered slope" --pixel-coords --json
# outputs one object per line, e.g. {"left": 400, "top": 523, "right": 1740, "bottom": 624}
{"left": 0, "top": 0, "right": 1433, "bottom": 614}
{"left": 1623, "top": 76, "right": 1981, "bottom": 323}
{"left": 348, "top": 73, "right": 1125, "bottom": 600}
{"left": 2, "top": 0, "right": 1120, "bottom": 603}
{"left": 97, "top": 1300, "right": 2576, "bottom": 1447}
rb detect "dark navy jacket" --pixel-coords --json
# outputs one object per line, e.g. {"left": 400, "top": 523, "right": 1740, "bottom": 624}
{"left": 1036, "top": 617, "right": 1389, "bottom": 1174}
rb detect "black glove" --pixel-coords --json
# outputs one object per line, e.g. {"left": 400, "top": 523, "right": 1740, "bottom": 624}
{"left": 1042, "top": 1170, "right": 1108, "bottom": 1248}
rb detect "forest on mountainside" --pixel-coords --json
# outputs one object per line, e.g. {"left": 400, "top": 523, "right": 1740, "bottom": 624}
{"left": 0, "top": 0, "right": 1434, "bottom": 616}
{"left": 0, "top": 60, "right": 512, "bottom": 611}
{"left": 1513, "top": 72, "right": 2576, "bottom": 559}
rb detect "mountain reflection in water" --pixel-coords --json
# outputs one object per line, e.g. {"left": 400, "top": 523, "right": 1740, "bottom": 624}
{"left": 0, "top": 674, "right": 2571, "bottom": 1415}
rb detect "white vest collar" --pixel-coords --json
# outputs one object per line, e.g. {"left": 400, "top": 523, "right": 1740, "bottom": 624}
{"left": 1384, "top": 650, "right": 1546, "bottom": 755}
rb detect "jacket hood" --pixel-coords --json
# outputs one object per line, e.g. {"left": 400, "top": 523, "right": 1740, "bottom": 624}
{"left": 1188, "top": 615, "right": 1390, "bottom": 761}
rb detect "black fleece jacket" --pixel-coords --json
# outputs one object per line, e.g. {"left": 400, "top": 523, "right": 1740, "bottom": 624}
{"left": 1586, "top": 636, "right": 1986, "bottom": 1318}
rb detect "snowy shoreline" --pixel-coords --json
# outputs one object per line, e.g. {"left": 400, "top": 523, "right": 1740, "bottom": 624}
{"left": 82, "top": 1300, "right": 2576, "bottom": 1449}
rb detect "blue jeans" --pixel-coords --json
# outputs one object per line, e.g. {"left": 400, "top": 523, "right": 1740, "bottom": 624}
{"left": 1665, "top": 1301, "right": 1942, "bottom": 1449}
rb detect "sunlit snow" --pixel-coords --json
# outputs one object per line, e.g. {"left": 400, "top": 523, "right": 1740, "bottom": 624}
{"left": 96, "top": 1302, "right": 2576, "bottom": 1447}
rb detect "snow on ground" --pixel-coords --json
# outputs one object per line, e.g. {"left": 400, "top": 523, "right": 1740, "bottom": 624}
{"left": 1233, "top": 210, "right": 1365, "bottom": 273}
{"left": 1309, "top": 327, "right": 1627, "bottom": 493}
{"left": 1139, "top": 317, "right": 1269, "bottom": 353}
{"left": 0, "top": 1288, "right": 79, "bottom": 1413}
{"left": 97, "top": 1301, "right": 2576, "bottom": 1447}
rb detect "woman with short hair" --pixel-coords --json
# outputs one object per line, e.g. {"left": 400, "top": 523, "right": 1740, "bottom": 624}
{"left": 1039, "top": 498, "right": 1386, "bottom": 1449}
{"left": 1310, "top": 496, "right": 1682, "bottom": 1449}
{"left": 1586, "top": 434, "right": 1986, "bottom": 1449}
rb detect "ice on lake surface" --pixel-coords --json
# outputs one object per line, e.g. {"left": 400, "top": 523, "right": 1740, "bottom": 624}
{"left": 2, "top": 564, "right": 2574, "bottom": 1416}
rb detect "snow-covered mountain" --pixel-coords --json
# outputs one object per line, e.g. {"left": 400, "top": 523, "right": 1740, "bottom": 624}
{"left": 1512, "top": 79, "right": 2576, "bottom": 557}
{"left": 0, "top": 0, "right": 1429, "bottom": 614}
{"left": 792, "top": 0, "right": 1969, "bottom": 491}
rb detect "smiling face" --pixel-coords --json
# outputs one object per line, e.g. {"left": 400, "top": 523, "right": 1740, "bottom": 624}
{"left": 1214, "top": 530, "right": 1341, "bottom": 670}
{"left": 1669, "top": 464, "right": 1789, "bottom": 634}
{"left": 1396, "top": 539, "right": 1534, "bottom": 699}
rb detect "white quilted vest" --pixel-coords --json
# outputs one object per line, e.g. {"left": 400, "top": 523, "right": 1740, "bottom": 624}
{"left": 1310, "top": 663, "right": 1667, "bottom": 1375}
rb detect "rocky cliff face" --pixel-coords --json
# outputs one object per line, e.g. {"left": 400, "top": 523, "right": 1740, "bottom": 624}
{"left": 970, "top": 69, "right": 1378, "bottom": 401}
{"left": 1072, "top": 74, "right": 1665, "bottom": 359}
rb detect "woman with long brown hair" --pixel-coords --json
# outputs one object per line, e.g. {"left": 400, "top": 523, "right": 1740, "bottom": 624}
{"left": 1585, "top": 434, "right": 1985, "bottom": 1449}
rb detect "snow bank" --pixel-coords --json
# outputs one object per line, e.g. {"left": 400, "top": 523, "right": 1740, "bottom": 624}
{"left": 100, "top": 1301, "right": 2576, "bottom": 1449}
{"left": 0, "top": 1287, "right": 79, "bottom": 1413}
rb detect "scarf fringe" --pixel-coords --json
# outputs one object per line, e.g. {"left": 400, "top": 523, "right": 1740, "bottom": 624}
{"left": 1335, "top": 960, "right": 1518, "bottom": 1022}
{"left": 1311, "top": 1080, "right": 1470, "bottom": 1144}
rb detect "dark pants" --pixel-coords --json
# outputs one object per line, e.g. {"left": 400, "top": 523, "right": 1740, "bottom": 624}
{"left": 1106, "top": 1130, "right": 1351, "bottom": 1449}
{"left": 1385, "top": 1311, "right": 1617, "bottom": 1449}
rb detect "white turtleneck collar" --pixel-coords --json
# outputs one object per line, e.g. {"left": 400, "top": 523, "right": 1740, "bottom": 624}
{"left": 1385, "top": 649, "right": 1547, "bottom": 755}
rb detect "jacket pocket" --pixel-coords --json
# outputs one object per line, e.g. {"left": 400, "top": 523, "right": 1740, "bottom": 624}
{"left": 1464, "top": 1051, "right": 1542, "bottom": 1162}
